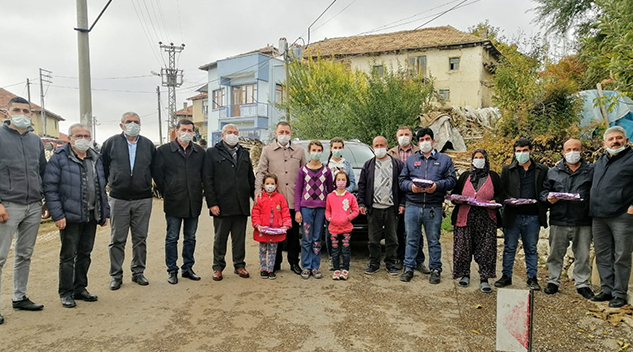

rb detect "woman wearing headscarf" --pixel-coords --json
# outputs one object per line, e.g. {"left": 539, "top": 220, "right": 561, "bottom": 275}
{"left": 450, "top": 149, "right": 504, "bottom": 293}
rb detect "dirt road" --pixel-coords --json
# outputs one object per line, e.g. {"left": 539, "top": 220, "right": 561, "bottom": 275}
{"left": 2, "top": 199, "right": 633, "bottom": 351}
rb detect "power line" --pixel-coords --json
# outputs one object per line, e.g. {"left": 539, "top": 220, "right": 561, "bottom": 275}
{"left": 307, "top": 0, "right": 339, "bottom": 44}
{"left": 414, "top": 0, "right": 472, "bottom": 30}
{"left": 311, "top": 0, "right": 359, "bottom": 33}
{"left": 50, "top": 84, "right": 155, "bottom": 94}
{"left": 131, "top": 0, "right": 165, "bottom": 66}
{"left": 1, "top": 80, "right": 27, "bottom": 89}
{"left": 54, "top": 74, "right": 154, "bottom": 80}
{"left": 176, "top": 0, "right": 185, "bottom": 42}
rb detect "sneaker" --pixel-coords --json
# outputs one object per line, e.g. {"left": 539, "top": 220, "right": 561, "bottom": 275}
{"left": 480, "top": 280, "right": 492, "bottom": 293}
{"left": 527, "top": 277, "right": 541, "bottom": 291}
{"left": 333, "top": 270, "right": 341, "bottom": 280}
{"left": 429, "top": 270, "right": 441, "bottom": 284}
{"left": 301, "top": 269, "right": 311, "bottom": 279}
{"left": 340, "top": 270, "right": 349, "bottom": 280}
{"left": 364, "top": 265, "right": 380, "bottom": 275}
{"left": 577, "top": 287, "right": 595, "bottom": 300}
{"left": 387, "top": 267, "right": 399, "bottom": 276}
{"left": 544, "top": 283, "right": 558, "bottom": 294}
{"left": 416, "top": 263, "right": 431, "bottom": 274}
{"left": 268, "top": 271, "right": 277, "bottom": 280}
{"left": 312, "top": 269, "right": 323, "bottom": 279}
{"left": 458, "top": 276, "right": 470, "bottom": 287}
{"left": 260, "top": 271, "right": 269, "bottom": 279}
{"left": 400, "top": 269, "right": 414, "bottom": 282}
{"left": 494, "top": 275, "right": 512, "bottom": 288}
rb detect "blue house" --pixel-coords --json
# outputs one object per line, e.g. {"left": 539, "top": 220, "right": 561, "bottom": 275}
{"left": 198, "top": 46, "right": 286, "bottom": 146}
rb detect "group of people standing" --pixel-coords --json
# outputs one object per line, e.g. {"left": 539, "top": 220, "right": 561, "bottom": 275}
{"left": 1, "top": 94, "right": 632, "bottom": 326}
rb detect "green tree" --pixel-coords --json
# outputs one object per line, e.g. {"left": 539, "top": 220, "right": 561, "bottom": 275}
{"left": 531, "top": 0, "right": 596, "bottom": 36}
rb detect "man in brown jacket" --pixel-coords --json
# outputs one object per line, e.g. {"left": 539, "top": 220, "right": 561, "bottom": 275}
{"left": 255, "top": 121, "right": 306, "bottom": 274}
{"left": 387, "top": 126, "right": 427, "bottom": 272}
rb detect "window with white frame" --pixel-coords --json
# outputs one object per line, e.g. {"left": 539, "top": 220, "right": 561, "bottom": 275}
{"left": 212, "top": 89, "right": 224, "bottom": 110}
{"left": 408, "top": 55, "right": 427, "bottom": 77}
{"left": 449, "top": 57, "right": 460, "bottom": 71}
{"left": 438, "top": 89, "right": 450, "bottom": 101}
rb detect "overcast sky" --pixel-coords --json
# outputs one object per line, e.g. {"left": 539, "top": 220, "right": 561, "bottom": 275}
{"left": 0, "top": 0, "right": 540, "bottom": 144}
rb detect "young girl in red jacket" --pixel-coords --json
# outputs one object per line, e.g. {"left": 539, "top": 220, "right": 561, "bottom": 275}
{"left": 325, "top": 171, "right": 359, "bottom": 280}
{"left": 252, "top": 173, "right": 292, "bottom": 280}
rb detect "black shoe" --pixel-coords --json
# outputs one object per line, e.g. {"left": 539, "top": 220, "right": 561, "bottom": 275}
{"left": 110, "top": 277, "right": 122, "bottom": 290}
{"left": 416, "top": 263, "right": 431, "bottom": 275}
{"left": 429, "top": 270, "right": 441, "bottom": 284}
{"left": 12, "top": 297, "right": 44, "bottom": 311}
{"left": 74, "top": 291, "right": 98, "bottom": 302}
{"left": 61, "top": 295, "right": 76, "bottom": 308}
{"left": 290, "top": 263, "right": 302, "bottom": 275}
{"left": 609, "top": 297, "right": 628, "bottom": 308}
{"left": 182, "top": 269, "right": 201, "bottom": 281}
{"left": 0, "top": 313, "right": 3, "bottom": 325}
{"left": 260, "top": 271, "right": 269, "bottom": 279}
{"left": 268, "top": 271, "right": 277, "bottom": 280}
{"left": 494, "top": 275, "right": 512, "bottom": 288}
{"left": 400, "top": 269, "right": 414, "bottom": 282}
{"left": 577, "top": 287, "right": 595, "bottom": 300}
{"left": 132, "top": 274, "right": 149, "bottom": 286}
{"left": 168, "top": 271, "right": 178, "bottom": 285}
{"left": 591, "top": 292, "right": 613, "bottom": 302}
{"left": 527, "top": 277, "right": 541, "bottom": 291}
{"left": 394, "top": 260, "right": 403, "bottom": 271}
{"left": 544, "top": 283, "right": 558, "bottom": 294}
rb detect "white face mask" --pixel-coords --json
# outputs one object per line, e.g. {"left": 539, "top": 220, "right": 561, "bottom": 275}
{"left": 264, "top": 184, "right": 276, "bottom": 193}
{"left": 419, "top": 141, "right": 433, "bottom": 153}
{"left": 10, "top": 114, "right": 31, "bottom": 130}
{"left": 124, "top": 122, "right": 141, "bottom": 137}
{"left": 224, "top": 133, "right": 239, "bottom": 146}
{"left": 74, "top": 139, "right": 92, "bottom": 152}
{"left": 606, "top": 146, "right": 626, "bottom": 155}
{"left": 374, "top": 147, "right": 387, "bottom": 158}
{"left": 397, "top": 135, "right": 411, "bottom": 147}
{"left": 515, "top": 152, "right": 530, "bottom": 164}
{"left": 472, "top": 158, "right": 486, "bottom": 169}
{"left": 178, "top": 132, "right": 193, "bottom": 144}
{"left": 564, "top": 151, "right": 581, "bottom": 164}
{"left": 277, "top": 134, "right": 290, "bottom": 145}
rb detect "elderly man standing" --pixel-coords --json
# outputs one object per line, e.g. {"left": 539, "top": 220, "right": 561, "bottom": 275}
{"left": 101, "top": 112, "right": 156, "bottom": 290}
{"left": 590, "top": 126, "right": 633, "bottom": 308}
{"left": 255, "top": 121, "right": 306, "bottom": 275}
{"left": 154, "top": 119, "right": 205, "bottom": 284}
{"left": 388, "top": 125, "right": 425, "bottom": 272}
{"left": 44, "top": 123, "right": 110, "bottom": 308}
{"left": 540, "top": 139, "right": 594, "bottom": 299}
{"left": 359, "top": 136, "right": 404, "bottom": 276}
{"left": 0, "top": 97, "right": 46, "bottom": 324}
{"left": 204, "top": 124, "right": 255, "bottom": 281}
{"left": 399, "top": 127, "right": 457, "bottom": 283}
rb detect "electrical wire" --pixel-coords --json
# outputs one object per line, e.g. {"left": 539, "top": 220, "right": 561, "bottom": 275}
{"left": 413, "top": 0, "right": 471, "bottom": 30}
{"left": 49, "top": 85, "right": 155, "bottom": 94}
{"left": 141, "top": 0, "right": 163, "bottom": 44}
{"left": 131, "top": 0, "right": 166, "bottom": 66}
{"left": 176, "top": 0, "right": 185, "bottom": 42}
{"left": 311, "top": 0, "right": 358, "bottom": 33}
{"left": 1, "top": 81, "right": 27, "bottom": 89}
{"left": 53, "top": 74, "right": 154, "bottom": 80}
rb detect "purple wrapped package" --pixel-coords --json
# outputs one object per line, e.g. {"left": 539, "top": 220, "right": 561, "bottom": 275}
{"left": 548, "top": 192, "right": 582, "bottom": 201}
{"left": 467, "top": 199, "right": 503, "bottom": 209}
{"left": 259, "top": 226, "right": 287, "bottom": 235}
{"left": 412, "top": 178, "right": 434, "bottom": 188}
{"left": 504, "top": 198, "right": 537, "bottom": 205}
{"left": 445, "top": 194, "right": 474, "bottom": 203}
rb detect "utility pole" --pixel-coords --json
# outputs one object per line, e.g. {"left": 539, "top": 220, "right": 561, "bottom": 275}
{"left": 157, "top": 86, "right": 163, "bottom": 145}
{"left": 279, "top": 38, "right": 290, "bottom": 120}
{"left": 159, "top": 42, "right": 185, "bottom": 133}
{"left": 39, "top": 68, "right": 52, "bottom": 137}
{"left": 26, "top": 79, "right": 32, "bottom": 107}
{"left": 76, "top": 0, "right": 93, "bottom": 131}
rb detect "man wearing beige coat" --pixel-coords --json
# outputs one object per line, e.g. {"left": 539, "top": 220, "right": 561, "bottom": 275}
{"left": 255, "top": 121, "right": 306, "bottom": 274}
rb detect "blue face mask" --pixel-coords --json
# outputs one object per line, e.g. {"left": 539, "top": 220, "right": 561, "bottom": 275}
{"left": 310, "top": 152, "right": 322, "bottom": 161}
{"left": 331, "top": 149, "right": 343, "bottom": 158}
{"left": 11, "top": 114, "right": 31, "bottom": 129}
{"left": 515, "top": 152, "right": 530, "bottom": 164}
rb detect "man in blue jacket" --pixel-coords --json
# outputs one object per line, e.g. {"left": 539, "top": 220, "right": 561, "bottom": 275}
{"left": 590, "top": 126, "right": 633, "bottom": 308}
{"left": 44, "top": 123, "right": 110, "bottom": 308}
{"left": 399, "top": 127, "right": 456, "bottom": 283}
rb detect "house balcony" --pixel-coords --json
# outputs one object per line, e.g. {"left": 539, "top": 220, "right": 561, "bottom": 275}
{"left": 218, "top": 103, "right": 269, "bottom": 120}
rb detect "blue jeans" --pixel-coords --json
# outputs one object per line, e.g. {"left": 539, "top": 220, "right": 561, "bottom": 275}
{"left": 502, "top": 214, "right": 540, "bottom": 278}
{"left": 300, "top": 207, "right": 325, "bottom": 270}
{"left": 165, "top": 215, "right": 199, "bottom": 273}
{"left": 404, "top": 205, "right": 443, "bottom": 272}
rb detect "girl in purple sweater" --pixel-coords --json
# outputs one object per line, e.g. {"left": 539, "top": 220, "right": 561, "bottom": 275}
{"left": 295, "top": 140, "right": 333, "bottom": 279}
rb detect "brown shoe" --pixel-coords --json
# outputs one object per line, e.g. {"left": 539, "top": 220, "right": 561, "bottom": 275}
{"left": 212, "top": 270, "right": 223, "bottom": 281}
{"left": 234, "top": 267, "right": 250, "bottom": 278}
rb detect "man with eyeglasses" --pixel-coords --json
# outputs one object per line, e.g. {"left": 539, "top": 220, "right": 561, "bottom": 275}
{"left": 101, "top": 112, "right": 156, "bottom": 290}
{"left": 0, "top": 97, "right": 47, "bottom": 324}
{"left": 43, "top": 124, "right": 110, "bottom": 308}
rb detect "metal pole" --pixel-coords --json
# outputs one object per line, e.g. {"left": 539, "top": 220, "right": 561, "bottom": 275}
{"left": 39, "top": 71, "right": 46, "bottom": 136}
{"left": 157, "top": 86, "right": 163, "bottom": 145}
{"left": 76, "top": 0, "right": 93, "bottom": 132}
{"left": 26, "top": 78, "right": 31, "bottom": 106}
{"left": 284, "top": 43, "right": 291, "bottom": 120}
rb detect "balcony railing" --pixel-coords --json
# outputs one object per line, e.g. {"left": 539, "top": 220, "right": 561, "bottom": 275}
{"left": 218, "top": 103, "right": 269, "bottom": 119}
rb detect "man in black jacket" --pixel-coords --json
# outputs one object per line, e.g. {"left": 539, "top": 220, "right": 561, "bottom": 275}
{"left": 496, "top": 138, "right": 548, "bottom": 291}
{"left": 101, "top": 112, "right": 156, "bottom": 290}
{"left": 204, "top": 124, "right": 255, "bottom": 281}
{"left": 589, "top": 126, "right": 633, "bottom": 308}
{"left": 154, "top": 119, "right": 205, "bottom": 285}
{"left": 358, "top": 136, "right": 404, "bottom": 276}
{"left": 540, "top": 139, "right": 594, "bottom": 299}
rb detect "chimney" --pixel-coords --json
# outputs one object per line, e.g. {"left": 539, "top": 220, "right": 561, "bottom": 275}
{"left": 183, "top": 102, "right": 188, "bottom": 111}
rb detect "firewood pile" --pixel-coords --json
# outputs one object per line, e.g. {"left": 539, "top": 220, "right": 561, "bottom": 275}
{"left": 239, "top": 138, "right": 265, "bottom": 169}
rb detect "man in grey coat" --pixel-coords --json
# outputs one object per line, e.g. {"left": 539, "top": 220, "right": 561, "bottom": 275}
{"left": 0, "top": 97, "right": 47, "bottom": 324}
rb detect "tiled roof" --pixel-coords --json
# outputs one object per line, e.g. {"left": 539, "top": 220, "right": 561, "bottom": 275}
{"left": 0, "top": 88, "right": 65, "bottom": 120}
{"left": 199, "top": 45, "right": 280, "bottom": 71}
{"left": 176, "top": 105, "right": 193, "bottom": 116}
{"left": 306, "top": 26, "right": 497, "bottom": 58}
{"left": 187, "top": 93, "right": 208, "bottom": 101}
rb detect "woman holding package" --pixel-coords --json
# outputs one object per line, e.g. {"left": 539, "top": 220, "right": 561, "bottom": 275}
{"left": 450, "top": 149, "right": 504, "bottom": 293}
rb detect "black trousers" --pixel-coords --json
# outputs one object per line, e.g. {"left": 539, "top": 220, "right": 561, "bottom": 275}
{"left": 212, "top": 215, "right": 247, "bottom": 271}
{"left": 59, "top": 220, "right": 97, "bottom": 297}
{"left": 275, "top": 209, "right": 301, "bottom": 267}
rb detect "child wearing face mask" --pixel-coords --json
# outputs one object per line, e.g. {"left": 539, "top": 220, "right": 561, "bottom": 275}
{"left": 252, "top": 173, "right": 292, "bottom": 280}
{"left": 325, "top": 171, "right": 360, "bottom": 280}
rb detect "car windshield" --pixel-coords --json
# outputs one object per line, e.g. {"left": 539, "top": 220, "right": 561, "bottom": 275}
{"left": 295, "top": 141, "right": 374, "bottom": 169}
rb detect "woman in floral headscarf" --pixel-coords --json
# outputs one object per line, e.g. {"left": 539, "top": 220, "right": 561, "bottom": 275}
{"left": 450, "top": 149, "right": 505, "bottom": 293}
